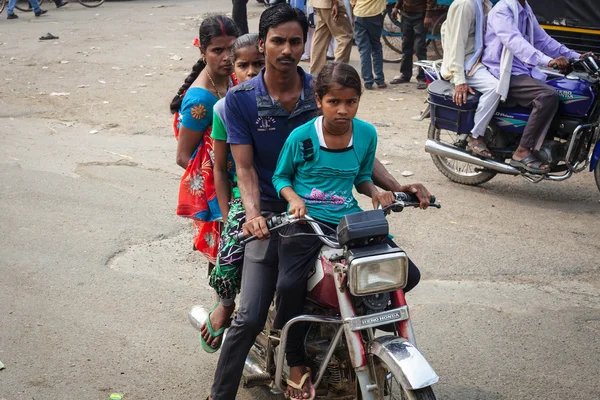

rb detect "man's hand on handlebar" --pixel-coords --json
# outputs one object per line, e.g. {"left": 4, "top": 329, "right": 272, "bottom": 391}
{"left": 580, "top": 52, "right": 595, "bottom": 59}
{"left": 372, "top": 191, "right": 395, "bottom": 210}
{"left": 549, "top": 56, "right": 569, "bottom": 73}
{"left": 243, "top": 215, "right": 270, "bottom": 240}
{"left": 398, "top": 183, "right": 432, "bottom": 209}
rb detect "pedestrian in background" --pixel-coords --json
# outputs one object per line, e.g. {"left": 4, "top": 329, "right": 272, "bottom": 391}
{"left": 309, "top": 0, "right": 353, "bottom": 75}
{"left": 351, "top": 0, "right": 387, "bottom": 89}
{"left": 232, "top": 0, "right": 249, "bottom": 34}
{"left": 6, "top": 0, "right": 47, "bottom": 18}
{"left": 391, "top": 0, "right": 436, "bottom": 89}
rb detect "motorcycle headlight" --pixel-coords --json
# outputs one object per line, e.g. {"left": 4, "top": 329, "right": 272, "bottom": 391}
{"left": 347, "top": 251, "right": 409, "bottom": 296}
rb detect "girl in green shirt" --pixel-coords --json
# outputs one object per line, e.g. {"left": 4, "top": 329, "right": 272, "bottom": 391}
{"left": 200, "top": 34, "right": 265, "bottom": 353}
{"left": 271, "top": 62, "right": 395, "bottom": 399}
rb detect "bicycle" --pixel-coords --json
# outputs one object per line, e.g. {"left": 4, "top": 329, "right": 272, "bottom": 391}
{"left": 15, "top": 0, "right": 104, "bottom": 12}
{"left": 381, "top": 0, "right": 449, "bottom": 63}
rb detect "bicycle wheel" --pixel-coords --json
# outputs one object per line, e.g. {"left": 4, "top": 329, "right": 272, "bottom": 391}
{"left": 429, "top": 12, "right": 447, "bottom": 59}
{"left": 382, "top": 6, "right": 403, "bottom": 63}
{"left": 0, "top": 0, "right": 6, "bottom": 14}
{"left": 78, "top": 0, "right": 104, "bottom": 7}
{"left": 15, "top": 0, "right": 36, "bottom": 12}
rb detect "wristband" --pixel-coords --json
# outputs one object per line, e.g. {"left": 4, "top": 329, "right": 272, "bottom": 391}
{"left": 246, "top": 215, "right": 261, "bottom": 223}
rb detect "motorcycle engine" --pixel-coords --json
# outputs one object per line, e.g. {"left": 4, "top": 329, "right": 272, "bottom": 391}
{"left": 536, "top": 140, "right": 567, "bottom": 168}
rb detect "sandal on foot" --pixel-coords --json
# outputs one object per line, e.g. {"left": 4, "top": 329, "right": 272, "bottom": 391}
{"left": 286, "top": 369, "right": 316, "bottom": 400}
{"left": 390, "top": 75, "right": 410, "bottom": 84}
{"left": 200, "top": 303, "right": 227, "bottom": 353}
{"left": 467, "top": 140, "right": 492, "bottom": 158}
{"left": 510, "top": 154, "right": 550, "bottom": 174}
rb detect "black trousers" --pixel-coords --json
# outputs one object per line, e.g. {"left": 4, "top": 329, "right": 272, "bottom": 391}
{"left": 232, "top": 0, "right": 249, "bottom": 35}
{"left": 400, "top": 11, "right": 427, "bottom": 81}
{"left": 507, "top": 74, "right": 559, "bottom": 150}
{"left": 274, "top": 222, "right": 421, "bottom": 367}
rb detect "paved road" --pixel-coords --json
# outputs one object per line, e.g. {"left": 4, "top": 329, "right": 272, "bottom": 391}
{"left": 1, "top": 1, "right": 599, "bottom": 399}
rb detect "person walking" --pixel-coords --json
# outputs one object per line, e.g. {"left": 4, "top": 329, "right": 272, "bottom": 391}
{"left": 232, "top": 0, "right": 249, "bottom": 35}
{"left": 6, "top": 0, "right": 46, "bottom": 18}
{"left": 309, "top": 0, "right": 353, "bottom": 75}
{"left": 351, "top": 0, "right": 387, "bottom": 89}
{"left": 391, "top": 0, "right": 437, "bottom": 89}
{"left": 51, "top": 0, "right": 69, "bottom": 8}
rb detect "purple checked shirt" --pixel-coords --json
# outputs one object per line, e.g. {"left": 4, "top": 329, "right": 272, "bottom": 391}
{"left": 482, "top": 0, "right": 580, "bottom": 81}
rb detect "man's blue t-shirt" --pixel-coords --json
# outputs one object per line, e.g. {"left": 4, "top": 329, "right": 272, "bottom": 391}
{"left": 225, "top": 67, "right": 317, "bottom": 206}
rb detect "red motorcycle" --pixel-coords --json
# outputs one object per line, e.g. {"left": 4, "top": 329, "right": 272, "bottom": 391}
{"left": 190, "top": 192, "right": 440, "bottom": 400}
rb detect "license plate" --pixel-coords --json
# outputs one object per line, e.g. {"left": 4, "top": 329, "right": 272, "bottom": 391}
{"left": 348, "top": 306, "right": 409, "bottom": 331}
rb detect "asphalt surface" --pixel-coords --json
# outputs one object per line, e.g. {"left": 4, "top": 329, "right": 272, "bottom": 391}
{"left": 0, "top": 1, "right": 599, "bottom": 399}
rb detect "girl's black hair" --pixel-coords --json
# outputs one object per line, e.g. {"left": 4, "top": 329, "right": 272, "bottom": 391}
{"left": 313, "top": 62, "right": 363, "bottom": 100}
{"left": 170, "top": 15, "right": 239, "bottom": 114}
{"left": 258, "top": 3, "right": 308, "bottom": 44}
{"left": 232, "top": 33, "right": 260, "bottom": 62}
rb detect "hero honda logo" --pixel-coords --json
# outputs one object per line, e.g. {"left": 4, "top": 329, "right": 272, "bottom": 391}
{"left": 361, "top": 311, "right": 403, "bottom": 326}
{"left": 256, "top": 116, "right": 276, "bottom": 132}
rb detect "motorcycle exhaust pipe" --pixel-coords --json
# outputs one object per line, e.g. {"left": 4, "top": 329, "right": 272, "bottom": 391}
{"left": 424, "top": 139, "right": 521, "bottom": 175}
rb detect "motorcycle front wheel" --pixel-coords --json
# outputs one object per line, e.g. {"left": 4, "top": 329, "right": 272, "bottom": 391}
{"left": 372, "top": 357, "right": 437, "bottom": 400}
{"left": 428, "top": 123, "right": 497, "bottom": 186}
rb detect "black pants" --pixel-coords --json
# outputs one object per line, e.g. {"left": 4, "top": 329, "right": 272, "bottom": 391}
{"left": 507, "top": 74, "right": 559, "bottom": 150}
{"left": 274, "top": 222, "right": 421, "bottom": 367}
{"left": 232, "top": 0, "right": 249, "bottom": 35}
{"left": 400, "top": 11, "right": 427, "bottom": 82}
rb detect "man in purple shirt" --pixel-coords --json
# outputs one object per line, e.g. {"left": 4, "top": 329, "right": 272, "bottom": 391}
{"left": 482, "top": 0, "right": 581, "bottom": 174}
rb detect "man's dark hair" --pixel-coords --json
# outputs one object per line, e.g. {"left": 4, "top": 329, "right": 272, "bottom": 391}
{"left": 258, "top": 3, "right": 308, "bottom": 44}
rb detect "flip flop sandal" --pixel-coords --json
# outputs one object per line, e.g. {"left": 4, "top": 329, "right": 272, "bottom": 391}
{"left": 286, "top": 369, "right": 316, "bottom": 400}
{"left": 199, "top": 303, "right": 228, "bottom": 354}
{"left": 390, "top": 75, "right": 410, "bottom": 84}
{"left": 39, "top": 33, "right": 59, "bottom": 40}
{"left": 467, "top": 142, "right": 493, "bottom": 158}
{"left": 510, "top": 154, "right": 550, "bottom": 174}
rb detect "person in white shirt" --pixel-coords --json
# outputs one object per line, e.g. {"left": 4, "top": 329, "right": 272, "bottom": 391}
{"left": 440, "top": 0, "right": 500, "bottom": 158}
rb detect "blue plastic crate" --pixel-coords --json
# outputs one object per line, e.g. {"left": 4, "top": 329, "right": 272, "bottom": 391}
{"left": 428, "top": 80, "right": 480, "bottom": 134}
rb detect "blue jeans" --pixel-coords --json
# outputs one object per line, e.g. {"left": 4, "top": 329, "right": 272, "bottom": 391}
{"left": 8, "top": 0, "right": 41, "bottom": 14}
{"left": 354, "top": 14, "right": 385, "bottom": 85}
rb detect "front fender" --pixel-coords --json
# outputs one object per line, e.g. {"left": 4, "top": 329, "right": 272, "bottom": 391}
{"left": 590, "top": 139, "right": 600, "bottom": 172}
{"left": 367, "top": 336, "right": 439, "bottom": 390}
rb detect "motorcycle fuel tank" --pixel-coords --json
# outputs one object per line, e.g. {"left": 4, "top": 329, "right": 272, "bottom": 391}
{"left": 546, "top": 75, "right": 595, "bottom": 117}
{"left": 306, "top": 246, "right": 344, "bottom": 310}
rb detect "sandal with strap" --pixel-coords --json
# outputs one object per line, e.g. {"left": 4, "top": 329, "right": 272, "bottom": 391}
{"left": 510, "top": 154, "right": 550, "bottom": 174}
{"left": 467, "top": 140, "right": 493, "bottom": 158}
{"left": 200, "top": 303, "right": 228, "bottom": 353}
{"left": 286, "top": 368, "right": 316, "bottom": 400}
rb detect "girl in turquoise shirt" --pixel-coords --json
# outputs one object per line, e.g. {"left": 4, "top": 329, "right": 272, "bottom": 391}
{"left": 271, "top": 63, "right": 396, "bottom": 400}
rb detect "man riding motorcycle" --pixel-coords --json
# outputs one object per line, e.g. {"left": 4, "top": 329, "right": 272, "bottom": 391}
{"left": 441, "top": 0, "right": 501, "bottom": 158}
{"left": 482, "top": 0, "right": 583, "bottom": 174}
{"left": 208, "top": 4, "right": 431, "bottom": 399}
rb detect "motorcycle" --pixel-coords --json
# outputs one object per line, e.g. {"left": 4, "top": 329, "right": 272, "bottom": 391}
{"left": 414, "top": 55, "right": 600, "bottom": 192}
{"left": 190, "top": 192, "right": 441, "bottom": 400}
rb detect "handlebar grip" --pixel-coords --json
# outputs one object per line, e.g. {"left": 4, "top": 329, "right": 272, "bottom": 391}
{"left": 232, "top": 213, "right": 288, "bottom": 245}
{"left": 394, "top": 192, "right": 436, "bottom": 204}
{"left": 234, "top": 231, "right": 247, "bottom": 243}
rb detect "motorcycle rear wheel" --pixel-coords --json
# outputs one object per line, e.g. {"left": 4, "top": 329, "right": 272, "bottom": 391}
{"left": 372, "top": 356, "right": 437, "bottom": 400}
{"left": 428, "top": 123, "right": 497, "bottom": 186}
{"left": 595, "top": 160, "right": 600, "bottom": 193}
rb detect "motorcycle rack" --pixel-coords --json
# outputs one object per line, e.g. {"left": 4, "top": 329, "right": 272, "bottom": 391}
{"left": 274, "top": 315, "right": 344, "bottom": 393}
{"left": 273, "top": 305, "right": 412, "bottom": 394}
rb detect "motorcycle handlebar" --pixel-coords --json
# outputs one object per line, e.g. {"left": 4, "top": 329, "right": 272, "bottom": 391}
{"left": 234, "top": 192, "right": 440, "bottom": 245}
